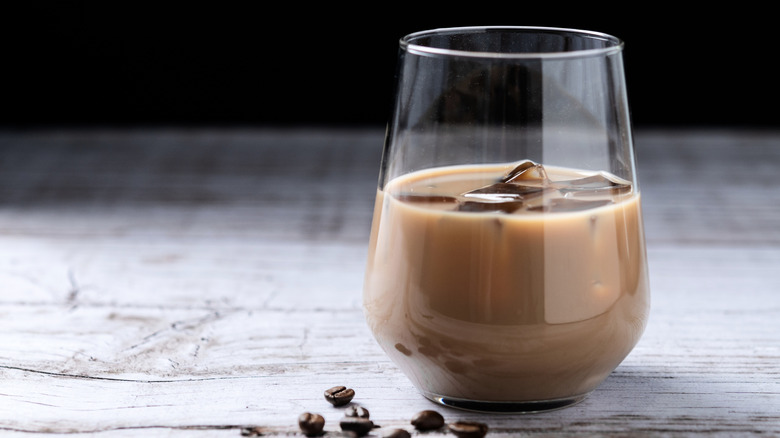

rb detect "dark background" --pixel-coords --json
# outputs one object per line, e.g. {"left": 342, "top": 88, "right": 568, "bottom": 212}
{"left": 1, "top": 3, "right": 777, "bottom": 130}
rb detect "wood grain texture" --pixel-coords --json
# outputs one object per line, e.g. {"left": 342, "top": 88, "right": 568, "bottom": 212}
{"left": 0, "top": 128, "right": 778, "bottom": 437}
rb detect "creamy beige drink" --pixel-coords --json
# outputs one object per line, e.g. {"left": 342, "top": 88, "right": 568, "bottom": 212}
{"left": 363, "top": 160, "right": 650, "bottom": 408}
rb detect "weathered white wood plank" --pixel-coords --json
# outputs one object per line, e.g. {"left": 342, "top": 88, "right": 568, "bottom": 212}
{"left": 0, "top": 128, "right": 778, "bottom": 436}
{"left": 0, "top": 235, "right": 368, "bottom": 311}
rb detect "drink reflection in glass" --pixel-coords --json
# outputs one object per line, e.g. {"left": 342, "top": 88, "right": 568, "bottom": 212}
{"left": 363, "top": 27, "right": 650, "bottom": 413}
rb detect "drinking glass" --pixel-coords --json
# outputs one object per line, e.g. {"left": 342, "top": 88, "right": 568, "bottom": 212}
{"left": 363, "top": 26, "right": 650, "bottom": 413}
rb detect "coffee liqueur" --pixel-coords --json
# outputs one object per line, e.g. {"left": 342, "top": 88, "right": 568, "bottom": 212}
{"left": 363, "top": 160, "right": 650, "bottom": 406}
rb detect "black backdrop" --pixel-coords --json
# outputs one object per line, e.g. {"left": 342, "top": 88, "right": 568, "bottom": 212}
{"left": 2, "top": 3, "right": 777, "bottom": 129}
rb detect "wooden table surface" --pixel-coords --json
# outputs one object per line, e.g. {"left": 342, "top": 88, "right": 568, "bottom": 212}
{"left": 0, "top": 127, "right": 778, "bottom": 437}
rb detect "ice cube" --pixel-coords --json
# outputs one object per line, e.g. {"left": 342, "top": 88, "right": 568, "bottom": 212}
{"left": 499, "top": 160, "right": 549, "bottom": 184}
{"left": 462, "top": 183, "right": 550, "bottom": 202}
{"left": 456, "top": 162, "right": 555, "bottom": 214}
{"left": 528, "top": 198, "right": 612, "bottom": 213}
{"left": 457, "top": 200, "right": 525, "bottom": 214}
{"left": 554, "top": 172, "right": 631, "bottom": 196}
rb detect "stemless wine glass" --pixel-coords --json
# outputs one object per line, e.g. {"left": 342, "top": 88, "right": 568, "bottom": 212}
{"left": 363, "top": 26, "right": 650, "bottom": 413}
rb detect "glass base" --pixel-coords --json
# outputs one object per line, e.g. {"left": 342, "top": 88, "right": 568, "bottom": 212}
{"left": 422, "top": 391, "right": 590, "bottom": 414}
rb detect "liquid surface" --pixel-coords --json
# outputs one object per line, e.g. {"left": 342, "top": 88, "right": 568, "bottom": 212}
{"left": 363, "top": 161, "right": 650, "bottom": 402}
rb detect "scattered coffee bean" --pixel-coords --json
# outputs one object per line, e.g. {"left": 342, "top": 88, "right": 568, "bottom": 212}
{"left": 344, "top": 405, "right": 370, "bottom": 418}
{"left": 324, "top": 385, "right": 355, "bottom": 406}
{"left": 298, "top": 412, "right": 325, "bottom": 437}
{"left": 382, "top": 428, "right": 412, "bottom": 438}
{"left": 448, "top": 421, "right": 489, "bottom": 438}
{"left": 339, "top": 416, "right": 374, "bottom": 437}
{"left": 410, "top": 410, "right": 445, "bottom": 431}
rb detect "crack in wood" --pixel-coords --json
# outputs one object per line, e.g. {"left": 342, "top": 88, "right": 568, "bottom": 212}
{"left": 0, "top": 424, "right": 252, "bottom": 435}
{"left": 0, "top": 365, "right": 251, "bottom": 383}
{"left": 66, "top": 269, "right": 80, "bottom": 304}
{"left": 125, "top": 310, "right": 226, "bottom": 351}
{"left": 0, "top": 361, "right": 386, "bottom": 383}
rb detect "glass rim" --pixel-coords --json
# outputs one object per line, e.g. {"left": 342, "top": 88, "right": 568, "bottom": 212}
{"left": 401, "top": 26, "right": 624, "bottom": 59}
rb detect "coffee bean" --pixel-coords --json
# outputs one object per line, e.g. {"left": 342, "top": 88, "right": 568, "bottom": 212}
{"left": 339, "top": 416, "right": 374, "bottom": 437}
{"left": 382, "top": 428, "right": 412, "bottom": 438}
{"left": 410, "top": 410, "right": 445, "bottom": 431}
{"left": 298, "top": 412, "right": 325, "bottom": 437}
{"left": 324, "top": 386, "right": 355, "bottom": 406}
{"left": 448, "top": 421, "right": 489, "bottom": 438}
{"left": 344, "top": 405, "right": 370, "bottom": 418}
